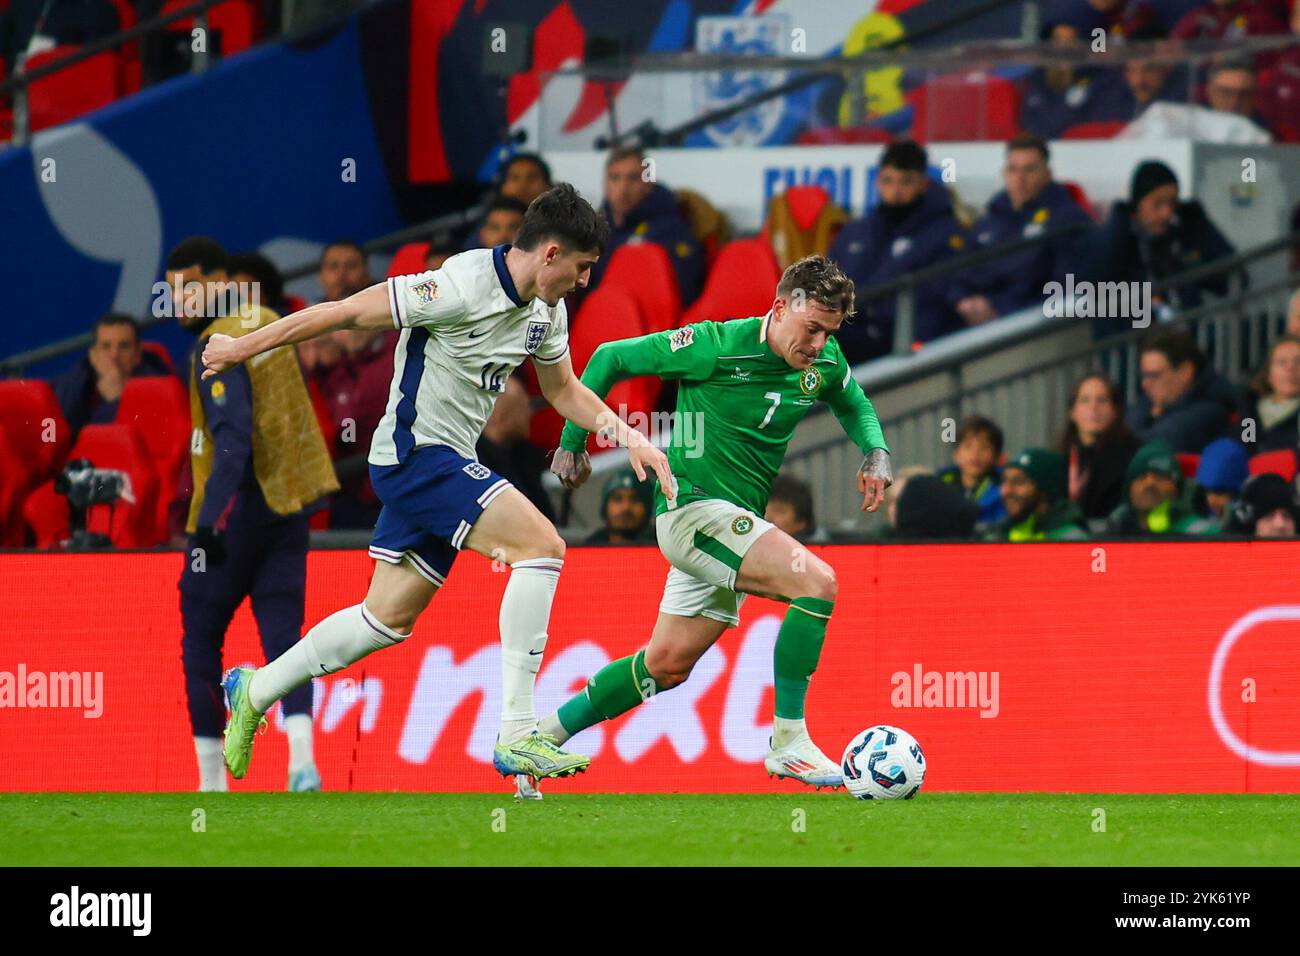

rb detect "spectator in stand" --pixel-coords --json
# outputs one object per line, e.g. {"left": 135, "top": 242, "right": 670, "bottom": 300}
{"left": 985, "top": 448, "right": 1090, "bottom": 541}
{"left": 299, "top": 240, "right": 373, "bottom": 384}
{"left": 1171, "top": 0, "right": 1287, "bottom": 41}
{"left": 320, "top": 324, "right": 399, "bottom": 529}
{"left": 894, "top": 474, "right": 979, "bottom": 540}
{"left": 1058, "top": 372, "right": 1141, "bottom": 522}
{"left": 496, "top": 152, "right": 553, "bottom": 207}
{"left": 1242, "top": 334, "right": 1300, "bottom": 452}
{"left": 51, "top": 314, "right": 172, "bottom": 441}
{"left": 473, "top": 196, "right": 527, "bottom": 249}
{"left": 1222, "top": 472, "right": 1300, "bottom": 536}
{"left": 1116, "top": 58, "right": 1192, "bottom": 121}
{"left": 871, "top": 464, "right": 932, "bottom": 540}
{"left": 1286, "top": 288, "right": 1300, "bottom": 336}
{"left": 0, "top": 0, "right": 120, "bottom": 76}
{"left": 949, "top": 135, "right": 1094, "bottom": 326}
{"left": 475, "top": 374, "right": 554, "bottom": 523}
{"left": 1130, "top": 327, "right": 1241, "bottom": 453}
{"left": 937, "top": 415, "right": 1006, "bottom": 527}
{"left": 585, "top": 147, "right": 705, "bottom": 307}
{"left": 1062, "top": 0, "right": 1167, "bottom": 41}
{"left": 828, "top": 139, "right": 967, "bottom": 362}
{"left": 1195, "top": 436, "right": 1250, "bottom": 519}
{"left": 1085, "top": 160, "right": 1238, "bottom": 333}
{"left": 585, "top": 468, "right": 653, "bottom": 544}
{"left": 1257, "top": 4, "right": 1300, "bottom": 142}
{"left": 424, "top": 242, "right": 458, "bottom": 272}
{"left": 764, "top": 474, "right": 829, "bottom": 543}
{"left": 1203, "top": 60, "right": 1273, "bottom": 133}
{"left": 228, "top": 251, "right": 294, "bottom": 316}
{"left": 1019, "top": 21, "right": 1129, "bottom": 139}
{"left": 1104, "top": 439, "right": 1219, "bottom": 535}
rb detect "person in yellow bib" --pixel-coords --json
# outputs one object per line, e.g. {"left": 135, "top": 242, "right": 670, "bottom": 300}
{"left": 985, "top": 448, "right": 1090, "bottom": 541}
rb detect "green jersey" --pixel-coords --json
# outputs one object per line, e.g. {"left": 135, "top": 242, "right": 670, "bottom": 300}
{"left": 559, "top": 315, "right": 889, "bottom": 516}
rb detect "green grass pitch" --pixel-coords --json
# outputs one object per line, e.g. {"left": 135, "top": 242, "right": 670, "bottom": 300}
{"left": 3, "top": 793, "right": 1297, "bottom": 866}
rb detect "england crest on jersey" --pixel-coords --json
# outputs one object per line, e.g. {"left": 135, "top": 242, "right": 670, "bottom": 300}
{"left": 525, "top": 320, "right": 548, "bottom": 354}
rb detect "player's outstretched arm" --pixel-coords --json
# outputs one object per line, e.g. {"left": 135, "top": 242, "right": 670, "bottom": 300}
{"left": 200, "top": 282, "right": 393, "bottom": 380}
{"left": 824, "top": 364, "right": 893, "bottom": 511}
{"left": 536, "top": 353, "right": 676, "bottom": 497}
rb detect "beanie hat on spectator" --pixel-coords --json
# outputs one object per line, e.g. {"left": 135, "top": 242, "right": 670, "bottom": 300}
{"left": 895, "top": 474, "right": 979, "bottom": 540}
{"left": 601, "top": 467, "right": 654, "bottom": 513}
{"left": 1229, "top": 473, "right": 1299, "bottom": 532}
{"left": 1126, "top": 439, "right": 1181, "bottom": 485}
{"left": 1196, "top": 438, "right": 1249, "bottom": 493}
{"left": 1005, "top": 448, "right": 1068, "bottom": 503}
{"left": 1130, "top": 161, "right": 1178, "bottom": 205}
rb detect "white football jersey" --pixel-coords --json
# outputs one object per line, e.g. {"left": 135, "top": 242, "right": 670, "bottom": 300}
{"left": 368, "top": 245, "right": 569, "bottom": 466}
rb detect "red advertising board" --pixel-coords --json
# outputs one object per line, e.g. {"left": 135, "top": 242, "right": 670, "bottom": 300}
{"left": 1, "top": 544, "right": 1298, "bottom": 793}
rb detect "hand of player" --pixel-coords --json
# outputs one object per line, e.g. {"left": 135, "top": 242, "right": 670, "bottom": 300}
{"left": 550, "top": 448, "right": 592, "bottom": 490}
{"left": 201, "top": 333, "right": 244, "bottom": 380}
{"left": 628, "top": 441, "right": 676, "bottom": 500}
{"left": 858, "top": 448, "right": 893, "bottom": 513}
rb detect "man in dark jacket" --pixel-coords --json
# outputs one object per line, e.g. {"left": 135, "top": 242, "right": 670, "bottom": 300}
{"left": 1130, "top": 327, "right": 1241, "bottom": 453}
{"left": 51, "top": 314, "right": 173, "bottom": 441}
{"left": 828, "top": 139, "right": 968, "bottom": 363}
{"left": 949, "top": 134, "right": 1093, "bottom": 324}
{"left": 585, "top": 147, "right": 704, "bottom": 306}
{"left": 1105, "top": 439, "right": 1219, "bottom": 536}
{"left": 985, "top": 448, "right": 1090, "bottom": 541}
{"left": 585, "top": 468, "right": 653, "bottom": 544}
{"left": 1085, "top": 160, "right": 1239, "bottom": 335}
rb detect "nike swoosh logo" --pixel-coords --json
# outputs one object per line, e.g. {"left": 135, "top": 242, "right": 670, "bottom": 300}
{"left": 469, "top": 328, "right": 489, "bottom": 338}
{"left": 528, "top": 649, "right": 543, "bottom": 656}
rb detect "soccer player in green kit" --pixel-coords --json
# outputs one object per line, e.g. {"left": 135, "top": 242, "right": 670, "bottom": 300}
{"left": 539, "top": 254, "right": 892, "bottom": 791}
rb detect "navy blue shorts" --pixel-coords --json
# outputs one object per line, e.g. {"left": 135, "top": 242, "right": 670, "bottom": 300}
{"left": 368, "top": 444, "right": 513, "bottom": 587}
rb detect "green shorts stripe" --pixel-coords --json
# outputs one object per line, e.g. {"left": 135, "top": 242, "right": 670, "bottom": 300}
{"left": 692, "top": 529, "right": 744, "bottom": 572}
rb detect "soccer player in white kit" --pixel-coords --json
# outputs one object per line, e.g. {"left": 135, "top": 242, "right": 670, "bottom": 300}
{"left": 199, "top": 185, "right": 674, "bottom": 786}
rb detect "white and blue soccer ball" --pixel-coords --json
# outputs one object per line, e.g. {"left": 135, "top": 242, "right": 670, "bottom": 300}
{"left": 841, "top": 725, "right": 926, "bottom": 800}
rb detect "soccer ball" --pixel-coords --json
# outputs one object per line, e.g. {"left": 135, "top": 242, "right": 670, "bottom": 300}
{"left": 841, "top": 725, "right": 926, "bottom": 800}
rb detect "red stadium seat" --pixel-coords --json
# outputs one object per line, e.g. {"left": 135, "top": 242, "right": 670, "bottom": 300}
{"left": 910, "top": 73, "right": 1020, "bottom": 143}
{"left": 139, "top": 341, "right": 177, "bottom": 375}
{"left": 162, "top": 0, "right": 259, "bottom": 58}
{"left": 386, "top": 242, "right": 432, "bottom": 278}
{"left": 680, "top": 238, "right": 781, "bottom": 326}
{"left": 1059, "top": 120, "right": 1127, "bottom": 140}
{"left": 116, "top": 376, "right": 191, "bottom": 534}
{"left": 26, "top": 45, "right": 119, "bottom": 132}
{"left": 0, "top": 379, "right": 70, "bottom": 481}
{"left": 1060, "top": 181, "right": 1097, "bottom": 222}
{"left": 1175, "top": 453, "right": 1200, "bottom": 479}
{"left": 1248, "top": 448, "right": 1298, "bottom": 483}
{"left": 598, "top": 243, "right": 681, "bottom": 333}
{"left": 283, "top": 293, "right": 308, "bottom": 314}
{"left": 24, "top": 423, "right": 163, "bottom": 548}
{"left": 0, "top": 423, "right": 34, "bottom": 546}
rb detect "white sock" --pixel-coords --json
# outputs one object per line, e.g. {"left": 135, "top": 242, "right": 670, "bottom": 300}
{"left": 194, "top": 736, "right": 227, "bottom": 792}
{"left": 499, "top": 557, "right": 563, "bottom": 743}
{"left": 772, "top": 715, "right": 808, "bottom": 749}
{"left": 537, "top": 712, "right": 569, "bottom": 744}
{"left": 249, "top": 603, "right": 409, "bottom": 712}
{"left": 284, "top": 714, "right": 314, "bottom": 773}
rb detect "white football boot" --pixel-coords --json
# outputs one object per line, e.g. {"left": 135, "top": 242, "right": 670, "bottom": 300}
{"left": 764, "top": 734, "right": 844, "bottom": 790}
{"left": 514, "top": 775, "right": 543, "bottom": 801}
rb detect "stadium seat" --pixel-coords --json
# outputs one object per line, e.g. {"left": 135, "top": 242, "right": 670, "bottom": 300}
{"left": 1248, "top": 448, "right": 1298, "bottom": 483}
{"left": 680, "top": 238, "right": 781, "bottom": 326}
{"left": 116, "top": 377, "right": 191, "bottom": 535}
{"left": 23, "top": 423, "right": 163, "bottom": 548}
{"left": 283, "top": 293, "right": 308, "bottom": 315}
{"left": 139, "top": 341, "right": 177, "bottom": 375}
{"left": 0, "top": 379, "right": 70, "bottom": 481}
{"left": 162, "top": 0, "right": 259, "bottom": 58}
{"left": 1060, "top": 181, "right": 1097, "bottom": 222}
{"left": 598, "top": 243, "right": 681, "bottom": 334}
{"left": 26, "top": 45, "right": 120, "bottom": 132}
{"left": 910, "top": 73, "right": 1019, "bottom": 143}
{"left": 386, "top": 242, "right": 432, "bottom": 278}
{"left": 0, "top": 423, "right": 34, "bottom": 546}
{"left": 1175, "top": 453, "right": 1200, "bottom": 479}
{"left": 1059, "top": 120, "right": 1127, "bottom": 140}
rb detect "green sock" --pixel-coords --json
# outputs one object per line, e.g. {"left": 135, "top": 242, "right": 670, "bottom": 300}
{"left": 773, "top": 596, "right": 834, "bottom": 719}
{"left": 556, "top": 649, "right": 664, "bottom": 736}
